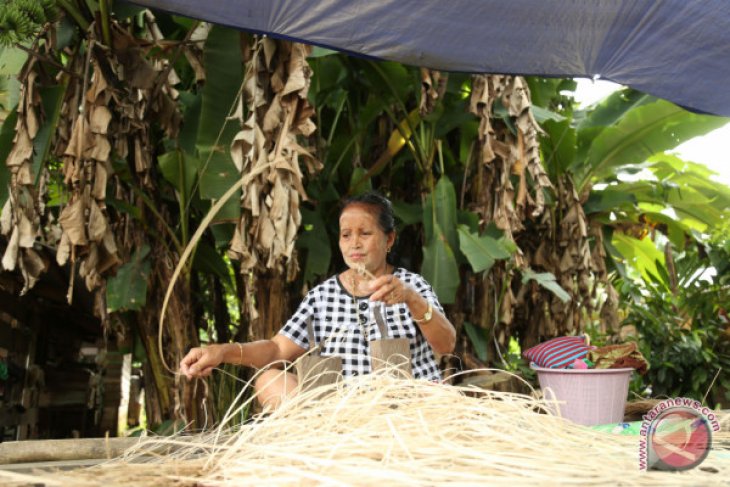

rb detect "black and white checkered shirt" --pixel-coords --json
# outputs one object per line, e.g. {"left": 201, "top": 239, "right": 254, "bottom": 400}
{"left": 279, "top": 268, "right": 443, "bottom": 381}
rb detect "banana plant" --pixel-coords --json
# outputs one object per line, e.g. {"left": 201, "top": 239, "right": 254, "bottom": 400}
{"left": 540, "top": 86, "right": 730, "bottom": 286}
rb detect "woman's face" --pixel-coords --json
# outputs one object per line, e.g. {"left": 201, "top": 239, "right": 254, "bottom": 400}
{"left": 339, "top": 204, "right": 395, "bottom": 275}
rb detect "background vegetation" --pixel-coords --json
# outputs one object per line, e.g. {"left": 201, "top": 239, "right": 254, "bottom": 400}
{"left": 1, "top": 1, "right": 728, "bottom": 430}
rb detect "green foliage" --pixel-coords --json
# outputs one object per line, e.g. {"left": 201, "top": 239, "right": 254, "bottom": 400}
{"left": 194, "top": 25, "right": 243, "bottom": 223}
{"left": 540, "top": 119, "right": 576, "bottom": 180}
{"left": 32, "top": 84, "right": 64, "bottom": 180}
{"left": 0, "top": 45, "right": 27, "bottom": 75}
{"left": 457, "top": 225, "right": 513, "bottom": 273}
{"left": 588, "top": 150, "right": 730, "bottom": 281}
{"left": 503, "top": 337, "right": 536, "bottom": 382}
{"left": 463, "top": 321, "right": 489, "bottom": 362}
{"left": 537, "top": 85, "right": 728, "bottom": 196}
{"left": 620, "top": 242, "right": 730, "bottom": 406}
{"left": 391, "top": 200, "right": 422, "bottom": 226}
{"left": 421, "top": 178, "right": 461, "bottom": 303}
{"left": 106, "top": 245, "right": 152, "bottom": 312}
{"left": 421, "top": 221, "right": 459, "bottom": 304}
{"left": 192, "top": 241, "right": 235, "bottom": 290}
{"left": 574, "top": 98, "right": 727, "bottom": 190}
{"left": 348, "top": 166, "right": 372, "bottom": 195}
{"left": 207, "top": 363, "right": 253, "bottom": 427}
{"left": 423, "top": 178, "right": 459, "bottom": 259}
{"left": 520, "top": 268, "right": 571, "bottom": 303}
{"left": 159, "top": 150, "right": 196, "bottom": 203}
{"left": 525, "top": 77, "right": 576, "bottom": 116}
{"left": 611, "top": 233, "right": 667, "bottom": 287}
{"left": 297, "top": 207, "right": 332, "bottom": 284}
{"left": 0, "top": 0, "right": 59, "bottom": 46}
{"left": 0, "top": 108, "right": 17, "bottom": 206}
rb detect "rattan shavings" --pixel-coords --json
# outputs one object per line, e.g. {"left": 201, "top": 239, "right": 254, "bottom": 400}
{"left": 2, "top": 370, "right": 728, "bottom": 486}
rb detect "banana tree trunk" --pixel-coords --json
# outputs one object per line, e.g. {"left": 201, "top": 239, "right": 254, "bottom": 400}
{"left": 136, "top": 243, "right": 211, "bottom": 430}
{"left": 250, "top": 269, "right": 290, "bottom": 341}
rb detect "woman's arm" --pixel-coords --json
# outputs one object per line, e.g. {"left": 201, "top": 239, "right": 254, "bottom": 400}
{"left": 403, "top": 289, "right": 456, "bottom": 354}
{"left": 180, "top": 335, "right": 306, "bottom": 379}
{"left": 369, "top": 275, "right": 456, "bottom": 355}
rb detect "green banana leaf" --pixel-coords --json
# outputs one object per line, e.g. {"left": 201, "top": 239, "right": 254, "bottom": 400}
{"left": 192, "top": 240, "right": 234, "bottom": 290}
{"left": 348, "top": 166, "right": 372, "bottom": 195}
{"left": 421, "top": 221, "right": 459, "bottom": 304}
{"left": 574, "top": 99, "right": 728, "bottom": 190}
{"left": 612, "top": 233, "right": 668, "bottom": 288}
{"left": 32, "top": 85, "right": 65, "bottom": 182}
{"left": 530, "top": 105, "right": 565, "bottom": 123}
{"left": 297, "top": 207, "right": 332, "bottom": 284}
{"left": 576, "top": 90, "right": 652, "bottom": 131}
{"left": 178, "top": 91, "right": 202, "bottom": 155}
{"left": 391, "top": 200, "right": 422, "bottom": 226}
{"left": 0, "top": 109, "right": 17, "bottom": 207}
{"left": 423, "top": 177, "right": 459, "bottom": 258}
{"left": 106, "top": 244, "right": 152, "bottom": 312}
{"left": 0, "top": 46, "right": 26, "bottom": 76}
{"left": 457, "top": 225, "right": 513, "bottom": 273}
{"left": 583, "top": 188, "right": 637, "bottom": 214}
{"left": 158, "top": 149, "right": 196, "bottom": 203}
{"left": 541, "top": 119, "right": 576, "bottom": 179}
{"left": 520, "top": 268, "right": 571, "bottom": 303}
{"left": 464, "top": 321, "right": 489, "bottom": 362}
{"left": 196, "top": 26, "right": 243, "bottom": 149}
{"left": 195, "top": 25, "right": 244, "bottom": 222}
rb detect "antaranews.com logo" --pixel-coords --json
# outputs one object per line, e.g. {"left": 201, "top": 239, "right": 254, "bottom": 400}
{"left": 639, "top": 397, "right": 720, "bottom": 471}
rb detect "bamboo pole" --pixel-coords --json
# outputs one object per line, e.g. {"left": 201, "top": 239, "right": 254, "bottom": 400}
{"left": 0, "top": 436, "right": 204, "bottom": 464}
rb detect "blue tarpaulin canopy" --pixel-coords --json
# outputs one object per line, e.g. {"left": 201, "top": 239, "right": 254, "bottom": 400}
{"left": 131, "top": 0, "right": 730, "bottom": 117}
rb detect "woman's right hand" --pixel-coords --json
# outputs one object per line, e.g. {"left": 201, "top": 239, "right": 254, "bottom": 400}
{"left": 180, "top": 344, "right": 226, "bottom": 379}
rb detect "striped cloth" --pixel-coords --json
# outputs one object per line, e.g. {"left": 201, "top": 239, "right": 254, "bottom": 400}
{"left": 523, "top": 336, "right": 594, "bottom": 369}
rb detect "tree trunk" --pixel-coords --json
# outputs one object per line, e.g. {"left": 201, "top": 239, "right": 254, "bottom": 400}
{"left": 135, "top": 242, "right": 212, "bottom": 430}
{"left": 250, "top": 269, "right": 290, "bottom": 341}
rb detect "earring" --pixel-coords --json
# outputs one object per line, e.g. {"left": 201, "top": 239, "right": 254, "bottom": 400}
{"left": 387, "top": 247, "right": 392, "bottom": 253}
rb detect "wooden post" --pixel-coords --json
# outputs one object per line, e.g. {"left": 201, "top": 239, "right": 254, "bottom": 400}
{"left": 0, "top": 436, "right": 202, "bottom": 464}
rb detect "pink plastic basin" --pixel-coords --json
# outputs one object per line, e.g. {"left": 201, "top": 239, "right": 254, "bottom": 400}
{"left": 532, "top": 366, "right": 633, "bottom": 426}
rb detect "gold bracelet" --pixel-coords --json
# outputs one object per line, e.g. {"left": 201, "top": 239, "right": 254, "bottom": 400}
{"left": 236, "top": 342, "right": 244, "bottom": 365}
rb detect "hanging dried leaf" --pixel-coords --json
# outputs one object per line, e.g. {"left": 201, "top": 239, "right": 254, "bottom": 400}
{"left": 184, "top": 48, "right": 206, "bottom": 83}
{"left": 19, "top": 248, "right": 47, "bottom": 294}
{"left": 6, "top": 130, "right": 33, "bottom": 167}
{"left": 228, "top": 37, "right": 319, "bottom": 278}
{"left": 2, "top": 227, "right": 19, "bottom": 271}
{"left": 0, "top": 199, "right": 12, "bottom": 235}
{"left": 226, "top": 38, "right": 320, "bottom": 333}
{"left": 88, "top": 200, "right": 108, "bottom": 242}
{"left": 90, "top": 105, "right": 112, "bottom": 134}
{"left": 56, "top": 232, "right": 71, "bottom": 266}
{"left": 114, "top": 30, "right": 157, "bottom": 90}
{"left": 17, "top": 213, "right": 35, "bottom": 248}
{"left": 58, "top": 198, "right": 88, "bottom": 246}
{"left": 467, "top": 75, "right": 602, "bottom": 354}
{"left": 44, "top": 17, "right": 184, "bottom": 300}
{"left": 419, "top": 69, "right": 447, "bottom": 116}
{"left": 1, "top": 57, "right": 46, "bottom": 291}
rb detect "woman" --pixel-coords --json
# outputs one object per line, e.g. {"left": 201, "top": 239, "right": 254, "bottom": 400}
{"left": 180, "top": 192, "right": 456, "bottom": 408}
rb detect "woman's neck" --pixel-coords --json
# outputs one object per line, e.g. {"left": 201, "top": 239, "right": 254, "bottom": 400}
{"left": 369, "top": 262, "right": 391, "bottom": 278}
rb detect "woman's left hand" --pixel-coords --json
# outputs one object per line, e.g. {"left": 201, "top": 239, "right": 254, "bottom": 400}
{"left": 368, "top": 274, "right": 411, "bottom": 306}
